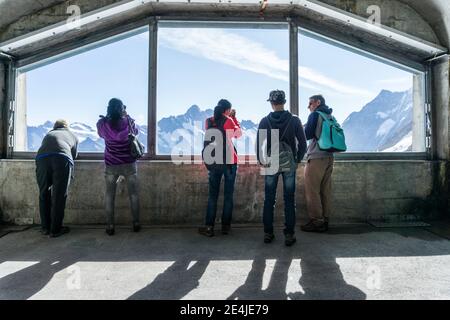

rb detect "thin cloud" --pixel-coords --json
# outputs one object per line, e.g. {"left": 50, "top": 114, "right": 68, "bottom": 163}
{"left": 159, "top": 28, "right": 374, "bottom": 98}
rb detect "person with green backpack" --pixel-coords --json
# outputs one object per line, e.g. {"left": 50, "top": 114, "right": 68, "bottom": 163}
{"left": 302, "top": 94, "right": 346, "bottom": 233}
{"left": 257, "top": 90, "right": 307, "bottom": 247}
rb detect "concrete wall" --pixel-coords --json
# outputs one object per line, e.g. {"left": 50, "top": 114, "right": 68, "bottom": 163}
{"left": 0, "top": 160, "right": 442, "bottom": 226}
{"left": 318, "top": 0, "right": 441, "bottom": 45}
{"left": 0, "top": 0, "right": 123, "bottom": 43}
{"left": 399, "top": 0, "right": 450, "bottom": 48}
{"left": 0, "top": 0, "right": 440, "bottom": 44}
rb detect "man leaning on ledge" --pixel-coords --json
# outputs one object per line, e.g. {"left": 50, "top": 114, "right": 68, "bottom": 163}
{"left": 35, "top": 119, "right": 79, "bottom": 238}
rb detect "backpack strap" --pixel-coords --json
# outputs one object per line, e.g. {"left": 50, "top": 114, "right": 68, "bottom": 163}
{"left": 126, "top": 116, "right": 134, "bottom": 136}
{"left": 316, "top": 111, "right": 334, "bottom": 124}
{"left": 280, "top": 116, "right": 294, "bottom": 141}
{"left": 266, "top": 117, "right": 272, "bottom": 130}
{"left": 266, "top": 116, "right": 294, "bottom": 141}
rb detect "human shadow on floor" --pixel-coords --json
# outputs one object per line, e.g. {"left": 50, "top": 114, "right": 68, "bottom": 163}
{"left": 228, "top": 256, "right": 291, "bottom": 300}
{"left": 128, "top": 259, "right": 210, "bottom": 300}
{"left": 228, "top": 249, "right": 366, "bottom": 300}
{"left": 288, "top": 255, "right": 367, "bottom": 300}
{"left": 0, "top": 251, "right": 84, "bottom": 300}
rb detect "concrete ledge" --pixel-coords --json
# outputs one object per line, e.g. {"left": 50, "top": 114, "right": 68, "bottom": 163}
{"left": 0, "top": 160, "right": 443, "bottom": 225}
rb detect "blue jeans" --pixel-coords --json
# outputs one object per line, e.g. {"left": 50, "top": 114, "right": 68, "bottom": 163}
{"left": 263, "top": 170, "right": 297, "bottom": 235}
{"left": 205, "top": 165, "right": 238, "bottom": 227}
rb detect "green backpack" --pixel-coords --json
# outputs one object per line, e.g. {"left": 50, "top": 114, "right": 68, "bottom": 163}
{"left": 316, "top": 111, "right": 347, "bottom": 153}
{"left": 267, "top": 116, "right": 297, "bottom": 173}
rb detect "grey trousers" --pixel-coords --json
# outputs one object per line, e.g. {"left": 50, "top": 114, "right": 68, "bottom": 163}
{"left": 105, "top": 162, "right": 140, "bottom": 226}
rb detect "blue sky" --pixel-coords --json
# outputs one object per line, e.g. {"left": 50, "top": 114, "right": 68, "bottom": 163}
{"left": 24, "top": 26, "right": 414, "bottom": 127}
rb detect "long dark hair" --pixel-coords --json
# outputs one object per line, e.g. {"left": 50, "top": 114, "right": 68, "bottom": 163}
{"left": 107, "top": 98, "right": 125, "bottom": 129}
{"left": 214, "top": 99, "right": 232, "bottom": 123}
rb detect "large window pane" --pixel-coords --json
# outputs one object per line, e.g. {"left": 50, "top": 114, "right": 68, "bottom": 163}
{"left": 15, "top": 29, "right": 149, "bottom": 153}
{"left": 299, "top": 31, "right": 425, "bottom": 153}
{"left": 157, "top": 25, "right": 290, "bottom": 156}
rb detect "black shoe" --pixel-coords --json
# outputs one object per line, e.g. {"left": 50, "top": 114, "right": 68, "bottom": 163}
{"left": 106, "top": 226, "right": 115, "bottom": 236}
{"left": 49, "top": 226, "right": 70, "bottom": 238}
{"left": 221, "top": 225, "right": 231, "bottom": 235}
{"left": 285, "top": 234, "right": 297, "bottom": 247}
{"left": 40, "top": 229, "right": 50, "bottom": 236}
{"left": 324, "top": 218, "right": 330, "bottom": 232}
{"left": 264, "top": 233, "right": 275, "bottom": 244}
{"left": 133, "top": 223, "right": 141, "bottom": 233}
{"left": 301, "top": 220, "right": 327, "bottom": 233}
{"left": 199, "top": 226, "right": 214, "bottom": 237}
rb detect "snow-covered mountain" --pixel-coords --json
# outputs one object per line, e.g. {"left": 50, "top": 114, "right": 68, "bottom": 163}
{"left": 28, "top": 121, "right": 105, "bottom": 152}
{"left": 26, "top": 107, "right": 258, "bottom": 155}
{"left": 27, "top": 121, "right": 148, "bottom": 152}
{"left": 158, "top": 105, "right": 258, "bottom": 155}
{"left": 342, "top": 89, "right": 413, "bottom": 152}
{"left": 27, "top": 90, "right": 414, "bottom": 154}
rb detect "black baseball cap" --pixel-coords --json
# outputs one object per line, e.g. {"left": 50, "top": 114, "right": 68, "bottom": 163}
{"left": 267, "top": 90, "right": 286, "bottom": 104}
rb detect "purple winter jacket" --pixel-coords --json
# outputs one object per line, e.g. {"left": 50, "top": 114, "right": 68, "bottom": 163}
{"left": 97, "top": 116, "right": 139, "bottom": 166}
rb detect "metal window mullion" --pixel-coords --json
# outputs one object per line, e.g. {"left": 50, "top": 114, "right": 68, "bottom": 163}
{"left": 289, "top": 20, "right": 299, "bottom": 116}
{"left": 424, "top": 65, "right": 433, "bottom": 159}
{"left": 6, "top": 61, "right": 17, "bottom": 159}
{"left": 148, "top": 19, "right": 158, "bottom": 159}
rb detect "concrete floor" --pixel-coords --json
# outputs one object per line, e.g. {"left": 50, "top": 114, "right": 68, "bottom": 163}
{"left": 0, "top": 224, "right": 450, "bottom": 300}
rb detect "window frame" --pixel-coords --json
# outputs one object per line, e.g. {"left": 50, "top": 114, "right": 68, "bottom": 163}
{"left": 6, "top": 17, "right": 431, "bottom": 162}
{"left": 11, "top": 25, "right": 152, "bottom": 160}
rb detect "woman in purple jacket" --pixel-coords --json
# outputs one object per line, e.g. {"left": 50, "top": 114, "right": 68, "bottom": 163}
{"left": 97, "top": 98, "right": 141, "bottom": 236}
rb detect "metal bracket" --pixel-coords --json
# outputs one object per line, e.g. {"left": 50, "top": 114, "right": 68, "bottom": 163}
{"left": 425, "top": 102, "right": 432, "bottom": 151}
{"left": 425, "top": 53, "right": 450, "bottom": 64}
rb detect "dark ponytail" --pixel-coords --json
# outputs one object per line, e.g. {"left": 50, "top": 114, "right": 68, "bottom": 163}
{"left": 214, "top": 99, "right": 232, "bottom": 122}
{"left": 107, "top": 98, "right": 125, "bottom": 129}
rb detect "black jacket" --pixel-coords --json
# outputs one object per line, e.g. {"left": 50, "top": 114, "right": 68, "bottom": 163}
{"left": 257, "top": 111, "right": 307, "bottom": 164}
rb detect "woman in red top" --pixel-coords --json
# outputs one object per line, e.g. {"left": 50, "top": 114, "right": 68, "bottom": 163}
{"left": 199, "top": 99, "right": 242, "bottom": 237}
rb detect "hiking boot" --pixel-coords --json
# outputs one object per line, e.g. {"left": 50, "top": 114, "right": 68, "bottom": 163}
{"left": 199, "top": 226, "right": 214, "bottom": 237}
{"left": 221, "top": 225, "right": 231, "bottom": 235}
{"left": 301, "top": 220, "right": 327, "bottom": 233}
{"left": 133, "top": 223, "right": 141, "bottom": 233}
{"left": 106, "top": 225, "right": 115, "bottom": 236}
{"left": 264, "top": 233, "right": 275, "bottom": 244}
{"left": 49, "top": 226, "right": 70, "bottom": 238}
{"left": 285, "top": 234, "right": 297, "bottom": 247}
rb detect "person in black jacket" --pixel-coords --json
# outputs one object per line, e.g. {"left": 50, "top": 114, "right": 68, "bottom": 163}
{"left": 257, "top": 90, "right": 307, "bottom": 247}
{"left": 36, "top": 120, "right": 79, "bottom": 238}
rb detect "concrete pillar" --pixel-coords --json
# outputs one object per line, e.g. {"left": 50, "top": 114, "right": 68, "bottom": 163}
{"left": 15, "top": 72, "right": 27, "bottom": 151}
{"left": 432, "top": 58, "right": 450, "bottom": 161}
{"left": 412, "top": 74, "right": 426, "bottom": 152}
{"left": 431, "top": 56, "right": 450, "bottom": 218}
